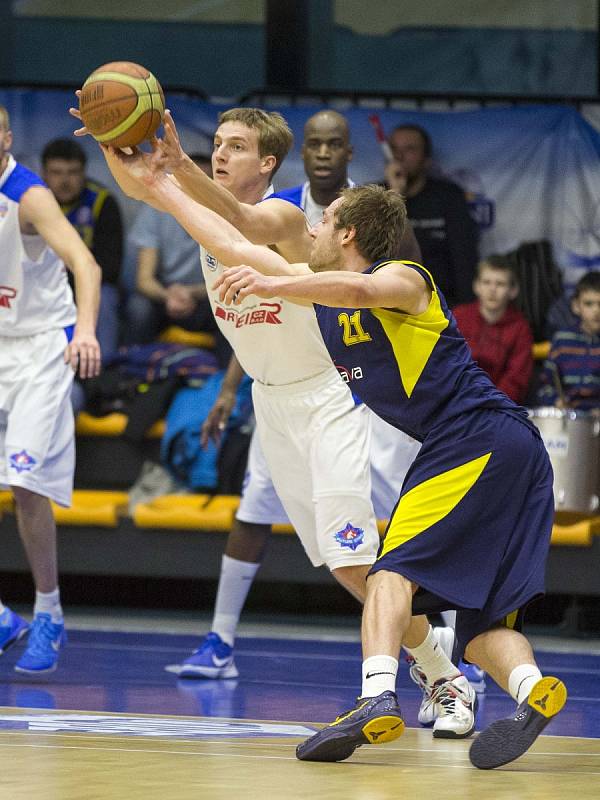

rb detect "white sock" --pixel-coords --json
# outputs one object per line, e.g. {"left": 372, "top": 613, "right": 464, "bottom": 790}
{"left": 508, "top": 664, "right": 543, "bottom": 704}
{"left": 440, "top": 610, "right": 457, "bottom": 627}
{"left": 362, "top": 655, "right": 398, "bottom": 697}
{"left": 211, "top": 554, "right": 260, "bottom": 647}
{"left": 404, "top": 625, "right": 459, "bottom": 684}
{"left": 34, "top": 588, "right": 63, "bottom": 624}
{"left": 0, "top": 599, "right": 6, "bottom": 616}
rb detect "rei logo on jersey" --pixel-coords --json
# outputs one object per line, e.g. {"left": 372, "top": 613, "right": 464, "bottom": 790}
{"left": 0, "top": 286, "right": 17, "bottom": 309}
{"left": 334, "top": 522, "right": 365, "bottom": 551}
{"left": 215, "top": 302, "right": 283, "bottom": 328}
{"left": 9, "top": 450, "right": 37, "bottom": 473}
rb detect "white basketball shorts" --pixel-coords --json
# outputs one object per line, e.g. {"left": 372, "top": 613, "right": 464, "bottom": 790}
{"left": 238, "top": 367, "right": 380, "bottom": 570}
{"left": 0, "top": 329, "right": 75, "bottom": 507}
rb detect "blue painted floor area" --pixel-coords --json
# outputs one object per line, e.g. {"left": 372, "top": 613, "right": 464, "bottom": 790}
{"left": 0, "top": 629, "right": 597, "bottom": 739}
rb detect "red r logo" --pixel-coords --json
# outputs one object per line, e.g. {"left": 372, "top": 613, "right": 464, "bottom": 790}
{"left": 0, "top": 286, "right": 17, "bottom": 309}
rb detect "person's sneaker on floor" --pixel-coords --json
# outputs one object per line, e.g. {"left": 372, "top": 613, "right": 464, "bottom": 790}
{"left": 296, "top": 691, "right": 405, "bottom": 762}
{"left": 14, "top": 613, "right": 66, "bottom": 674}
{"left": 469, "top": 676, "right": 567, "bottom": 769}
{"left": 432, "top": 674, "right": 477, "bottom": 739}
{"left": 407, "top": 625, "right": 456, "bottom": 727}
{"left": 0, "top": 607, "right": 29, "bottom": 655}
{"left": 459, "top": 659, "right": 486, "bottom": 692}
{"left": 178, "top": 632, "right": 238, "bottom": 679}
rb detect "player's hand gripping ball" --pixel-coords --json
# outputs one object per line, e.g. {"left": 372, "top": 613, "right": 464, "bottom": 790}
{"left": 78, "top": 61, "right": 165, "bottom": 148}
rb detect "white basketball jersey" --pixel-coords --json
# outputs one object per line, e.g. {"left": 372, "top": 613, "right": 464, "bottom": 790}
{"left": 0, "top": 155, "right": 76, "bottom": 337}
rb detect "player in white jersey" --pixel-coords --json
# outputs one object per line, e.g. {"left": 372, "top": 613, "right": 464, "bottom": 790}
{"left": 0, "top": 104, "right": 101, "bottom": 674}
{"left": 85, "top": 107, "right": 464, "bottom": 732}
{"left": 190, "top": 111, "right": 421, "bottom": 680}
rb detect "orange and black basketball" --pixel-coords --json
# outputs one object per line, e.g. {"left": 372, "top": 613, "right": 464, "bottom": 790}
{"left": 78, "top": 61, "right": 165, "bottom": 148}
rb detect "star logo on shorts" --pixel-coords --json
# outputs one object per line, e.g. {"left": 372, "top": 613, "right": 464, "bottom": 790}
{"left": 9, "top": 449, "right": 37, "bottom": 473}
{"left": 334, "top": 522, "right": 364, "bottom": 551}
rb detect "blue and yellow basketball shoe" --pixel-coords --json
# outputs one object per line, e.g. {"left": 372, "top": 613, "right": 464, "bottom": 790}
{"left": 470, "top": 676, "right": 567, "bottom": 769}
{"left": 296, "top": 691, "right": 405, "bottom": 762}
{"left": 0, "top": 607, "right": 29, "bottom": 654}
{"left": 14, "top": 613, "right": 66, "bottom": 674}
{"left": 179, "top": 632, "right": 239, "bottom": 679}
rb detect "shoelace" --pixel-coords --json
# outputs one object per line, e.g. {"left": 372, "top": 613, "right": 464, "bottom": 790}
{"left": 407, "top": 658, "right": 429, "bottom": 693}
{"left": 429, "top": 678, "right": 471, "bottom": 716}
{"left": 26, "top": 616, "right": 58, "bottom": 657}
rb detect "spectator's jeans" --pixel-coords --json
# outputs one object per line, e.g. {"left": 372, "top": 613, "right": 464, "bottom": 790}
{"left": 124, "top": 292, "right": 215, "bottom": 345}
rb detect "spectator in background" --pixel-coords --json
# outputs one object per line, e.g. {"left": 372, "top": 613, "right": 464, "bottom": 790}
{"left": 125, "top": 153, "right": 219, "bottom": 346}
{"left": 536, "top": 271, "right": 600, "bottom": 410}
{"left": 543, "top": 288, "right": 579, "bottom": 341}
{"left": 454, "top": 256, "right": 533, "bottom": 404}
{"left": 42, "top": 139, "right": 123, "bottom": 362}
{"left": 385, "top": 124, "right": 478, "bottom": 307}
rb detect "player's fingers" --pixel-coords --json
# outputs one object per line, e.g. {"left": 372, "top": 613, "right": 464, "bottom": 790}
{"left": 69, "top": 106, "right": 82, "bottom": 120}
{"left": 69, "top": 345, "right": 80, "bottom": 373}
{"left": 77, "top": 344, "right": 91, "bottom": 378}
{"left": 64, "top": 344, "right": 71, "bottom": 365}
{"left": 89, "top": 345, "right": 102, "bottom": 378}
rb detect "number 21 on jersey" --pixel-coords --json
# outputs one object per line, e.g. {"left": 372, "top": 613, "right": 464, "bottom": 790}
{"left": 338, "top": 311, "right": 372, "bottom": 346}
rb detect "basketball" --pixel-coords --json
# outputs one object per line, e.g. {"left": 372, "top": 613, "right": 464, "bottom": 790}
{"left": 79, "top": 61, "right": 165, "bottom": 148}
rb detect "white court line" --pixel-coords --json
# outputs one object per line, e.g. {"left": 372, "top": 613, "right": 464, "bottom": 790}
{"left": 0, "top": 727, "right": 598, "bottom": 759}
{"left": 0, "top": 740, "right": 598, "bottom": 774}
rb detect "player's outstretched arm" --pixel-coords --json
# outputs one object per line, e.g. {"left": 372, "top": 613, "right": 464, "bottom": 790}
{"left": 19, "top": 186, "right": 102, "bottom": 378}
{"left": 215, "top": 263, "right": 429, "bottom": 314}
{"left": 157, "top": 111, "right": 310, "bottom": 257}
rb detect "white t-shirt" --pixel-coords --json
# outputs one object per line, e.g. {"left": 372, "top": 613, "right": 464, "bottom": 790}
{"left": 0, "top": 155, "right": 75, "bottom": 337}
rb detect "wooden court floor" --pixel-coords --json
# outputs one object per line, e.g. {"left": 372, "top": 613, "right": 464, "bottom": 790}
{"left": 0, "top": 709, "right": 598, "bottom": 800}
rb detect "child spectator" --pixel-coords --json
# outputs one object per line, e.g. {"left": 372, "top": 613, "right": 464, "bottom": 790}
{"left": 453, "top": 255, "right": 533, "bottom": 404}
{"left": 536, "top": 271, "right": 600, "bottom": 410}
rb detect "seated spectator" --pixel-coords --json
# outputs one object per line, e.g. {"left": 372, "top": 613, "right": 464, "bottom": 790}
{"left": 536, "top": 271, "right": 600, "bottom": 410}
{"left": 125, "top": 153, "right": 221, "bottom": 347}
{"left": 384, "top": 123, "right": 478, "bottom": 307}
{"left": 453, "top": 256, "right": 533, "bottom": 404}
{"left": 543, "top": 289, "right": 579, "bottom": 341}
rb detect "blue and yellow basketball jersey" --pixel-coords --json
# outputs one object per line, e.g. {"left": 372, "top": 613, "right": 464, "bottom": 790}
{"left": 314, "top": 261, "right": 523, "bottom": 442}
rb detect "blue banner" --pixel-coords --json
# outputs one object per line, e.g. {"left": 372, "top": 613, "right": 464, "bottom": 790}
{"left": 2, "top": 88, "right": 600, "bottom": 288}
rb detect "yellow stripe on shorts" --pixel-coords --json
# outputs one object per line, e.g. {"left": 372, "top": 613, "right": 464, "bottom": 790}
{"left": 380, "top": 451, "right": 492, "bottom": 557}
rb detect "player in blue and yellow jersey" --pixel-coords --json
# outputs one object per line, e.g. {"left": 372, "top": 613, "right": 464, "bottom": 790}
{"left": 98, "top": 145, "right": 566, "bottom": 770}
{"left": 210, "top": 185, "right": 566, "bottom": 771}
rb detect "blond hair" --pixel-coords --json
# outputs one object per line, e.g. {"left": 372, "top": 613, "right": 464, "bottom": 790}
{"left": 0, "top": 105, "right": 10, "bottom": 132}
{"left": 218, "top": 107, "right": 293, "bottom": 178}
{"left": 335, "top": 185, "right": 407, "bottom": 263}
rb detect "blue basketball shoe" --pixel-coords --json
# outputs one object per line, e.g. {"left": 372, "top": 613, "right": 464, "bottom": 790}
{"left": 296, "top": 691, "right": 405, "bottom": 762}
{"left": 459, "top": 660, "right": 487, "bottom": 692}
{"left": 0, "top": 607, "right": 29, "bottom": 654}
{"left": 179, "top": 632, "right": 238, "bottom": 679}
{"left": 14, "top": 613, "right": 66, "bottom": 674}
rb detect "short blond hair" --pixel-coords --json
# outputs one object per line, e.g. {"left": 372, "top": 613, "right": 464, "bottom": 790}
{"left": 335, "top": 185, "right": 407, "bottom": 263}
{"left": 218, "top": 107, "right": 293, "bottom": 178}
{"left": 0, "top": 105, "right": 10, "bottom": 132}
